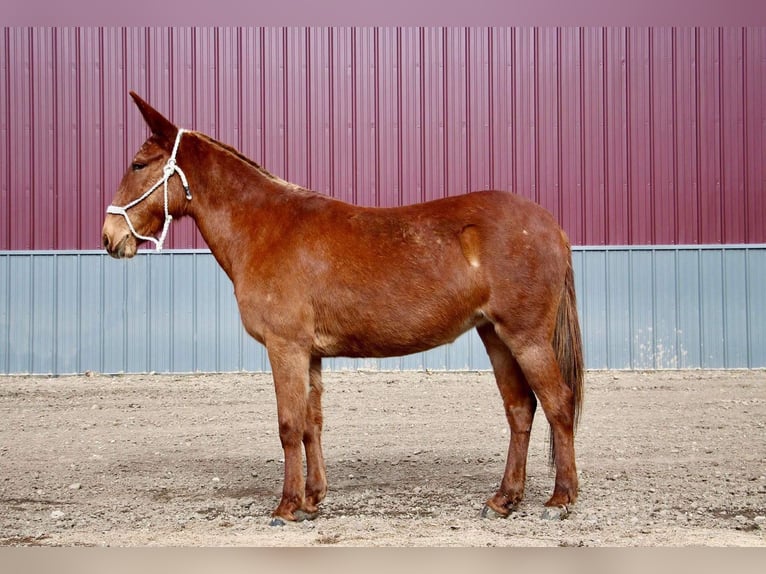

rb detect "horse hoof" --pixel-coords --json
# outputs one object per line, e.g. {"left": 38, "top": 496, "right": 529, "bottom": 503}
{"left": 294, "top": 509, "right": 319, "bottom": 522}
{"left": 269, "top": 517, "right": 287, "bottom": 527}
{"left": 541, "top": 505, "right": 570, "bottom": 521}
{"left": 480, "top": 504, "right": 508, "bottom": 520}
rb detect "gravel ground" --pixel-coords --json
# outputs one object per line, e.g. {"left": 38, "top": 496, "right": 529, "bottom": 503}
{"left": 0, "top": 369, "right": 764, "bottom": 546}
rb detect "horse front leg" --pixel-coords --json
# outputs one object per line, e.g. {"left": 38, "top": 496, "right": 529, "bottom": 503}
{"left": 303, "top": 356, "right": 327, "bottom": 514}
{"left": 267, "top": 341, "right": 313, "bottom": 522}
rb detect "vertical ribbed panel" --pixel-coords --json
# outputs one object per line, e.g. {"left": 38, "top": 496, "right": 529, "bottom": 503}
{"left": 572, "top": 246, "right": 766, "bottom": 370}
{"left": 747, "top": 249, "right": 766, "bottom": 364}
{"left": 2, "top": 26, "right": 766, "bottom": 249}
{"left": 1, "top": 247, "right": 764, "bottom": 374}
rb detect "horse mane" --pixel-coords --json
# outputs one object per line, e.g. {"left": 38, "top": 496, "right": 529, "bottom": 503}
{"left": 194, "top": 132, "right": 296, "bottom": 189}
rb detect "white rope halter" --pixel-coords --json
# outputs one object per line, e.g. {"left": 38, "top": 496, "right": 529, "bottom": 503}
{"left": 106, "top": 129, "right": 191, "bottom": 251}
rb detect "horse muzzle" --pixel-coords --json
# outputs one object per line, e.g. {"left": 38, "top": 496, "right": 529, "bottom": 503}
{"left": 102, "top": 220, "right": 138, "bottom": 259}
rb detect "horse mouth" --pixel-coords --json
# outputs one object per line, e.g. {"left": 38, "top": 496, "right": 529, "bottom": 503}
{"left": 105, "top": 233, "right": 137, "bottom": 259}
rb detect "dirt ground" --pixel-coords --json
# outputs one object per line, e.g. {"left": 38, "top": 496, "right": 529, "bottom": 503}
{"left": 0, "top": 369, "right": 764, "bottom": 547}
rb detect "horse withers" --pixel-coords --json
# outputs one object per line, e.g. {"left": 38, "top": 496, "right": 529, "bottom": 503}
{"left": 102, "top": 92, "right": 584, "bottom": 523}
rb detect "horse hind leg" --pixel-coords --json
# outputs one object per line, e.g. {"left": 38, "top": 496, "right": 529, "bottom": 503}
{"left": 498, "top": 328, "right": 579, "bottom": 509}
{"left": 477, "top": 324, "right": 538, "bottom": 518}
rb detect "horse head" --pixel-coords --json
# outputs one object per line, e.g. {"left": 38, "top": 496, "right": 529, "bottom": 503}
{"left": 102, "top": 92, "right": 190, "bottom": 258}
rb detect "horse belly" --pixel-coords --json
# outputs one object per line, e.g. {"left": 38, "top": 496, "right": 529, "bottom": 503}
{"left": 313, "top": 294, "right": 487, "bottom": 358}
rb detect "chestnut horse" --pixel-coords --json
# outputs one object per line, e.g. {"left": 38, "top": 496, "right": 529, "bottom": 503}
{"left": 102, "top": 92, "right": 584, "bottom": 523}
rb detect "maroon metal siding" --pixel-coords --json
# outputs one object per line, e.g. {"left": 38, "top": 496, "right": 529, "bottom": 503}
{"left": 1, "top": 27, "right": 765, "bottom": 250}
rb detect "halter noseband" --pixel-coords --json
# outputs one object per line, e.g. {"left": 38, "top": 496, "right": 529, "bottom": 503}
{"left": 106, "top": 128, "right": 192, "bottom": 251}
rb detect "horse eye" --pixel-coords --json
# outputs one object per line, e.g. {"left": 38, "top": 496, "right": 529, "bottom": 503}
{"left": 131, "top": 162, "right": 146, "bottom": 172}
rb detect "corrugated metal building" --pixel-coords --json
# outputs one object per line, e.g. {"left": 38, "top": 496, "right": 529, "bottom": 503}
{"left": 1, "top": 26, "right": 765, "bottom": 373}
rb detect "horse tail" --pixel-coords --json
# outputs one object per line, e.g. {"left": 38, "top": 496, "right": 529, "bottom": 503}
{"left": 549, "top": 247, "right": 585, "bottom": 464}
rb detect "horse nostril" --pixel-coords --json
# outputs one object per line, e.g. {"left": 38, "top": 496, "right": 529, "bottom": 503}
{"left": 103, "top": 234, "right": 110, "bottom": 250}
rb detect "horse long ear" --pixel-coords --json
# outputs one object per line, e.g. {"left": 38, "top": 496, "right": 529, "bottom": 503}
{"left": 129, "top": 91, "right": 178, "bottom": 143}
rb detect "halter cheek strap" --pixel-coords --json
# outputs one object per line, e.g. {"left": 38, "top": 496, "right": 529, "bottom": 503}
{"left": 106, "top": 128, "right": 191, "bottom": 251}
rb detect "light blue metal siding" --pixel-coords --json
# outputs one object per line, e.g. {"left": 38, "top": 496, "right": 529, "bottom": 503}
{"left": 723, "top": 249, "right": 750, "bottom": 368}
{"left": 580, "top": 250, "right": 608, "bottom": 368}
{"left": 56, "top": 254, "right": 81, "bottom": 374}
{"left": 123, "top": 256, "right": 147, "bottom": 373}
{"left": 676, "top": 250, "right": 702, "bottom": 368}
{"left": 102, "top": 256, "right": 126, "bottom": 374}
{"left": 31, "top": 256, "right": 56, "bottom": 374}
{"left": 149, "top": 256, "right": 172, "bottom": 373}
{"left": 193, "top": 255, "right": 219, "bottom": 373}
{"left": 748, "top": 249, "right": 766, "bottom": 365}
{"left": 699, "top": 250, "right": 726, "bottom": 368}
{"left": 171, "top": 254, "right": 195, "bottom": 373}
{"left": 78, "top": 255, "right": 104, "bottom": 372}
{"left": 0, "top": 255, "right": 6, "bottom": 374}
{"left": 8, "top": 256, "right": 32, "bottom": 373}
{"left": 629, "top": 250, "right": 655, "bottom": 369}
{"left": 0, "top": 247, "right": 764, "bottom": 374}
{"left": 651, "top": 251, "right": 677, "bottom": 368}
{"left": 604, "top": 251, "right": 631, "bottom": 368}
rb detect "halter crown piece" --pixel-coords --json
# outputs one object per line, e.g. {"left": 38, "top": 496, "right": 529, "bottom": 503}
{"left": 106, "top": 128, "right": 192, "bottom": 251}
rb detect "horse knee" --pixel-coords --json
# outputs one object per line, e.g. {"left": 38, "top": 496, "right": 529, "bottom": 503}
{"left": 278, "top": 418, "right": 305, "bottom": 447}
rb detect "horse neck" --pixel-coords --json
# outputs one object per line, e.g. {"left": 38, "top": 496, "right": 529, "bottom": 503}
{"left": 182, "top": 132, "right": 294, "bottom": 280}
